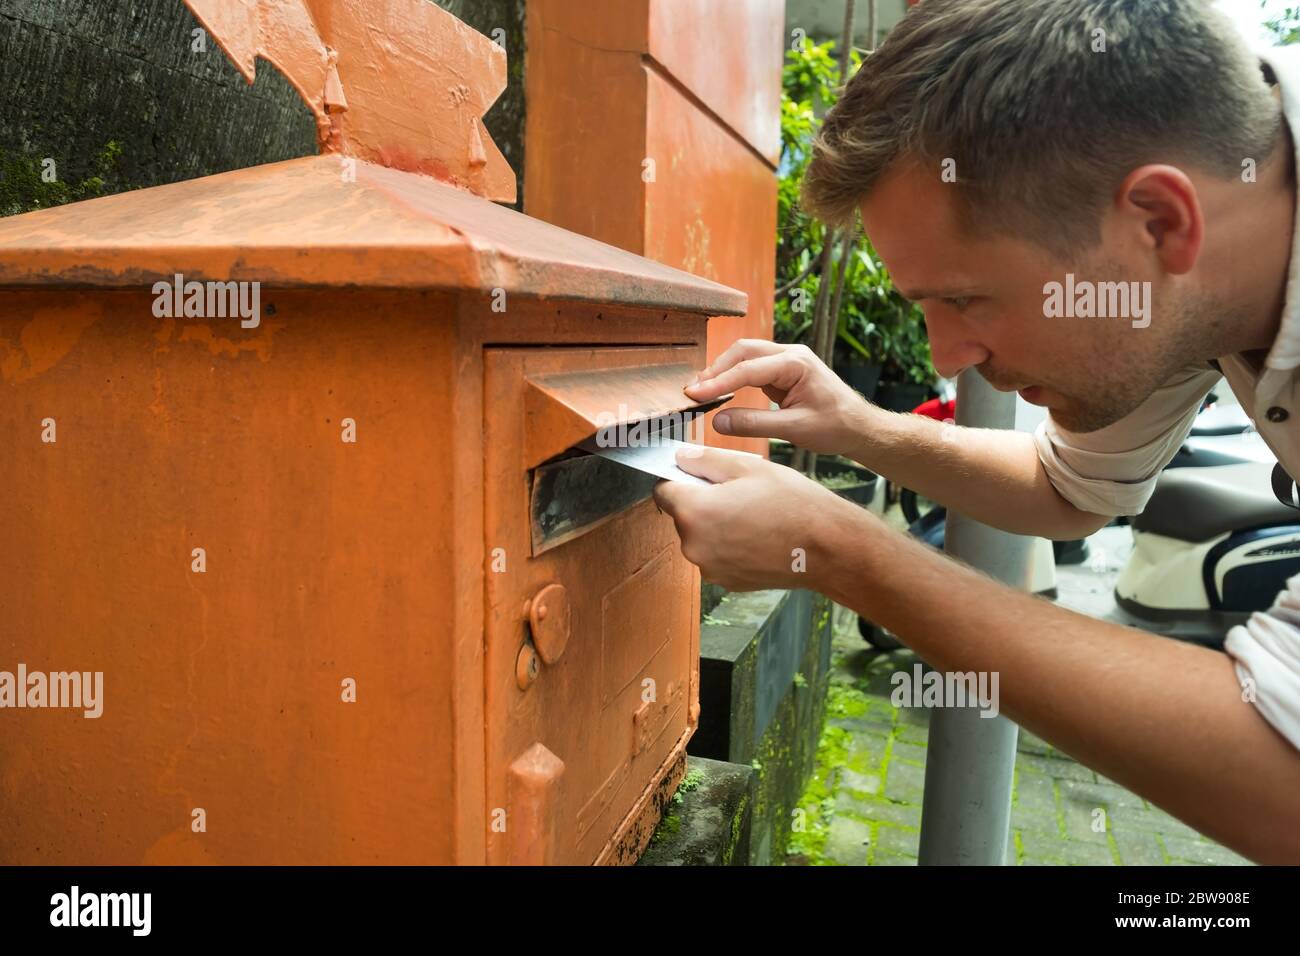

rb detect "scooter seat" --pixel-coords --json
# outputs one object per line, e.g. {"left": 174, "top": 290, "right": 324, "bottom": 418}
{"left": 1133, "top": 462, "right": 1300, "bottom": 542}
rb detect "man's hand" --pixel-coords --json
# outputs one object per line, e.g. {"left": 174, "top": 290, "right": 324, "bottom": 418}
{"left": 685, "top": 340, "right": 873, "bottom": 457}
{"left": 689, "top": 340, "right": 1109, "bottom": 540}
{"left": 652, "top": 444, "right": 872, "bottom": 592}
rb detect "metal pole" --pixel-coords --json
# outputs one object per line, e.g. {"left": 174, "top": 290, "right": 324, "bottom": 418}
{"left": 916, "top": 369, "right": 1034, "bottom": 865}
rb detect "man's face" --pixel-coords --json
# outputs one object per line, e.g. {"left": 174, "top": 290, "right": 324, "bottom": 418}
{"left": 858, "top": 161, "right": 1207, "bottom": 433}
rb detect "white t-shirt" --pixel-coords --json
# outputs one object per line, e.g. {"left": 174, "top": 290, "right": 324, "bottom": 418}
{"left": 1032, "top": 45, "right": 1300, "bottom": 753}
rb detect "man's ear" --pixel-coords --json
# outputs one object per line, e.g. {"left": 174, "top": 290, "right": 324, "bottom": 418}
{"left": 1116, "top": 164, "right": 1204, "bottom": 275}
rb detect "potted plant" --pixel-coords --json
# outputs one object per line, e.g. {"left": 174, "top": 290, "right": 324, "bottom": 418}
{"left": 770, "top": 440, "right": 879, "bottom": 506}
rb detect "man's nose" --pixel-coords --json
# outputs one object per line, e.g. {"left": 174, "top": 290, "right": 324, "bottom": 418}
{"left": 925, "top": 314, "right": 990, "bottom": 380}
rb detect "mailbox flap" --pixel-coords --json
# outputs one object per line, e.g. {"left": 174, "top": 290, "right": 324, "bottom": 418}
{"left": 524, "top": 362, "right": 731, "bottom": 469}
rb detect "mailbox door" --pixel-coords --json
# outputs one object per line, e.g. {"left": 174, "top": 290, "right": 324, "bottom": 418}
{"left": 483, "top": 345, "right": 703, "bottom": 865}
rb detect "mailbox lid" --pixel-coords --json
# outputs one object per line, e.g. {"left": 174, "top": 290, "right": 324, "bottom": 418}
{"left": 0, "top": 155, "right": 748, "bottom": 317}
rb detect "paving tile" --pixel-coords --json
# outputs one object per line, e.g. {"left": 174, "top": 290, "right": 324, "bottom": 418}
{"left": 829, "top": 715, "right": 894, "bottom": 737}
{"left": 1112, "top": 829, "right": 1168, "bottom": 866}
{"left": 889, "top": 739, "right": 928, "bottom": 766}
{"left": 1059, "top": 841, "right": 1119, "bottom": 866}
{"left": 838, "top": 768, "right": 882, "bottom": 797}
{"left": 1059, "top": 793, "right": 1120, "bottom": 845}
{"left": 1057, "top": 777, "right": 1148, "bottom": 811}
{"left": 871, "top": 849, "right": 917, "bottom": 866}
{"left": 1107, "top": 805, "right": 1207, "bottom": 842}
{"left": 896, "top": 721, "right": 931, "bottom": 745}
{"left": 1013, "top": 768, "right": 1060, "bottom": 819}
{"left": 825, "top": 814, "right": 872, "bottom": 865}
{"left": 1017, "top": 729, "right": 1054, "bottom": 756}
{"left": 895, "top": 705, "right": 930, "bottom": 727}
{"left": 1017, "top": 752, "right": 1098, "bottom": 783}
{"left": 837, "top": 795, "right": 923, "bottom": 829}
{"left": 844, "top": 730, "right": 890, "bottom": 773}
{"left": 1160, "top": 834, "right": 1251, "bottom": 866}
{"left": 883, "top": 759, "right": 926, "bottom": 805}
{"left": 1016, "top": 828, "right": 1072, "bottom": 864}
{"left": 873, "top": 824, "right": 921, "bottom": 857}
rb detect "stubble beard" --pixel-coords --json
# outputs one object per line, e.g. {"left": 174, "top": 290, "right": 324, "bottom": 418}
{"left": 1011, "top": 288, "right": 1231, "bottom": 434}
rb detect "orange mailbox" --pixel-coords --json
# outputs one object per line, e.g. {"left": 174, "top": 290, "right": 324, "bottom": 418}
{"left": 0, "top": 0, "right": 745, "bottom": 865}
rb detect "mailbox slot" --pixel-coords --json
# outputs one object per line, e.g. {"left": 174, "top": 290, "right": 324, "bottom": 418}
{"left": 530, "top": 453, "right": 659, "bottom": 554}
{"left": 521, "top": 359, "right": 728, "bottom": 554}
{"left": 527, "top": 402, "right": 723, "bottom": 554}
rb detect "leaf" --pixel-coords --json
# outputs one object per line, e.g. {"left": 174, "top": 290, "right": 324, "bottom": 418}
{"left": 838, "top": 325, "right": 873, "bottom": 361}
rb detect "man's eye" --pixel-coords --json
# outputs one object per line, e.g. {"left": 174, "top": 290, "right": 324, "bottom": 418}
{"left": 942, "top": 297, "right": 972, "bottom": 312}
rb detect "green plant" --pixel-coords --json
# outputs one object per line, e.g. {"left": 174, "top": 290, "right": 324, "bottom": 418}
{"left": 776, "top": 40, "right": 934, "bottom": 387}
{"left": 1264, "top": 2, "right": 1300, "bottom": 44}
{"left": 0, "top": 141, "right": 125, "bottom": 218}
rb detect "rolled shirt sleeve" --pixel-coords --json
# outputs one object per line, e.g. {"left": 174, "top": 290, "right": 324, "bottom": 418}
{"left": 1032, "top": 365, "right": 1223, "bottom": 517}
{"left": 1226, "top": 575, "right": 1300, "bottom": 752}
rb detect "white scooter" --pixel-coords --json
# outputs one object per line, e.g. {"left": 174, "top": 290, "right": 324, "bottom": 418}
{"left": 1114, "top": 397, "right": 1300, "bottom": 646}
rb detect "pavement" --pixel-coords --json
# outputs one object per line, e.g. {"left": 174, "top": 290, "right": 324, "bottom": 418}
{"left": 784, "top": 519, "right": 1254, "bottom": 867}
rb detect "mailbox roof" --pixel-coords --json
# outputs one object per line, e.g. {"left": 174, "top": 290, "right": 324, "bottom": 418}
{"left": 0, "top": 155, "right": 747, "bottom": 316}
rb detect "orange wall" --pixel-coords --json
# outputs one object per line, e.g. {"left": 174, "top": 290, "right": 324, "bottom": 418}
{"left": 525, "top": 0, "right": 783, "bottom": 455}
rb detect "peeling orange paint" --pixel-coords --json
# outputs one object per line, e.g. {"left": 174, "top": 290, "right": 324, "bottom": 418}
{"left": 177, "top": 319, "right": 285, "bottom": 361}
{"left": 143, "top": 828, "right": 216, "bottom": 866}
{"left": 680, "top": 218, "right": 717, "bottom": 282}
{"left": 183, "top": 0, "right": 515, "bottom": 202}
{"left": 0, "top": 299, "right": 103, "bottom": 383}
{"left": 148, "top": 367, "right": 173, "bottom": 425}
{"left": 154, "top": 316, "right": 176, "bottom": 345}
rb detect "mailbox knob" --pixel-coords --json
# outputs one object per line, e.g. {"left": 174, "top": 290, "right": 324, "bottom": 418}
{"left": 526, "top": 583, "right": 570, "bottom": 665}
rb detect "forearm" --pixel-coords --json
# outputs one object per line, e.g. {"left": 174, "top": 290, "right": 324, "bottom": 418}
{"left": 844, "top": 402, "right": 1108, "bottom": 539}
{"left": 816, "top": 503, "right": 1300, "bottom": 864}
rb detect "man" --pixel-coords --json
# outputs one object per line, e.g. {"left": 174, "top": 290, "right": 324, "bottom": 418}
{"left": 653, "top": 0, "right": 1300, "bottom": 863}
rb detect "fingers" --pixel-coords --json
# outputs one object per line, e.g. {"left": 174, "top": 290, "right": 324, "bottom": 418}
{"left": 652, "top": 479, "right": 685, "bottom": 516}
{"left": 713, "top": 406, "right": 799, "bottom": 439}
{"left": 685, "top": 340, "right": 791, "bottom": 401}
{"left": 685, "top": 352, "right": 805, "bottom": 405}
{"left": 674, "top": 445, "right": 758, "bottom": 483}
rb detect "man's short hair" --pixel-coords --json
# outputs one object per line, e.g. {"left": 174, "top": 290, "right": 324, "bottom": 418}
{"left": 802, "top": 0, "right": 1282, "bottom": 257}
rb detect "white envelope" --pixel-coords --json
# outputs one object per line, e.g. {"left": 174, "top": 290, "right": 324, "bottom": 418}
{"left": 578, "top": 435, "right": 759, "bottom": 486}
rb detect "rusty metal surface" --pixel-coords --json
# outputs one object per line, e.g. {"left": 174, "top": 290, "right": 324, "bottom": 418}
{"left": 484, "top": 345, "right": 704, "bottom": 865}
{"left": 0, "top": 289, "right": 464, "bottom": 864}
{"left": 646, "top": 0, "right": 785, "bottom": 164}
{"left": 183, "top": 0, "right": 515, "bottom": 201}
{"left": 0, "top": 0, "right": 746, "bottom": 868}
{"left": 524, "top": 358, "right": 731, "bottom": 467}
{"left": 529, "top": 362, "right": 707, "bottom": 427}
{"left": 0, "top": 287, "right": 714, "bottom": 864}
{"left": 0, "top": 155, "right": 747, "bottom": 316}
{"left": 526, "top": 583, "right": 570, "bottom": 666}
{"left": 603, "top": 748, "right": 688, "bottom": 866}
{"left": 644, "top": 68, "right": 779, "bottom": 455}
{"left": 523, "top": 0, "right": 778, "bottom": 456}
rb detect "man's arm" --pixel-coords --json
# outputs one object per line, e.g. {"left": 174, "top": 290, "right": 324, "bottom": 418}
{"left": 686, "top": 341, "right": 1111, "bottom": 539}
{"left": 818, "top": 501, "right": 1300, "bottom": 864}
{"left": 845, "top": 404, "right": 1112, "bottom": 539}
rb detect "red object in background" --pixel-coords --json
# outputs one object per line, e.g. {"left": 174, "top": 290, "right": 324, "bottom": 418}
{"left": 913, "top": 397, "right": 956, "bottom": 422}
